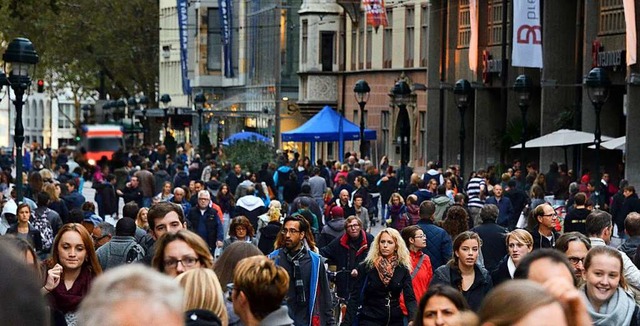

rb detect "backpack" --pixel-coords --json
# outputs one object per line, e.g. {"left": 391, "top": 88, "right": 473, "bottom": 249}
{"left": 32, "top": 209, "right": 54, "bottom": 251}
{"left": 276, "top": 169, "right": 291, "bottom": 187}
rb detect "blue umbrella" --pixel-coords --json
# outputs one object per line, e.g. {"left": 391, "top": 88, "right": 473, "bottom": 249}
{"left": 222, "top": 131, "right": 271, "bottom": 146}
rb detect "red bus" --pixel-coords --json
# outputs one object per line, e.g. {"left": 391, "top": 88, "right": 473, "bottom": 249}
{"left": 80, "top": 125, "right": 124, "bottom": 165}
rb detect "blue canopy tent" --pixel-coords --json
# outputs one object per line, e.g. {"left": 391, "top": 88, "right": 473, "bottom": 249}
{"left": 282, "top": 106, "right": 377, "bottom": 160}
{"left": 222, "top": 131, "right": 271, "bottom": 146}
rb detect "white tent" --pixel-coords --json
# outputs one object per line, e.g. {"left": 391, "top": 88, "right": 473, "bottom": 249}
{"left": 588, "top": 136, "right": 625, "bottom": 150}
{"left": 511, "top": 129, "right": 613, "bottom": 148}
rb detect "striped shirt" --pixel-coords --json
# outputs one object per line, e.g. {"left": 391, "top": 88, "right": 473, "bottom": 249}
{"left": 466, "top": 177, "right": 486, "bottom": 209}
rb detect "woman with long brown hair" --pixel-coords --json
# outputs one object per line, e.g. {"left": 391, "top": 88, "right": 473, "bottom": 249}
{"left": 42, "top": 223, "right": 102, "bottom": 325}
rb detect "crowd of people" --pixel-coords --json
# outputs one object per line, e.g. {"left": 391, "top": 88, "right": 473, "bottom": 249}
{"left": 1, "top": 142, "right": 640, "bottom": 325}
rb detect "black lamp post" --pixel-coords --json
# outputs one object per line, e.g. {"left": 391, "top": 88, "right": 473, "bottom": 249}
{"left": 389, "top": 79, "right": 413, "bottom": 189}
{"left": 139, "top": 95, "right": 149, "bottom": 144}
{"left": 127, "top": 97, "right": 138, "bottom": 146}
{"left": 160, "top": 94, "right": 172, "bottom": 138}
{"left": 454, "top": 79, "right": 472, "bottom": 181}
{"left": 354, "top": 80, "right": 370, "bottom": 159}
{"left": 584, "top": 67, "right": 610, "bottom": 209}
{"left": 194, "top": 92, "right": 207, "bottom": 155}
{"left": 513, "top": 74, "right": 532, "bottom": 177}
{"left": 2, "top": 38, "right": 39, "bottom": 203}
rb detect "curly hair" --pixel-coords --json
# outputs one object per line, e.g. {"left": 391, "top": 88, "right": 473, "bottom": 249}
{"left": 364, "top": 228, "right": 412, "bottom": 271}
{"left": 442, "top": 206, "right": 469, "bottom": 240}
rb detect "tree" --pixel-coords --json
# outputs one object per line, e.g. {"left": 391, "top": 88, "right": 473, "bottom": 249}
{"left": 224, "top": 141, "right": 275, "bottom": 173}
{"left": 0, "top": 0, "right": 158, "bottom": 105}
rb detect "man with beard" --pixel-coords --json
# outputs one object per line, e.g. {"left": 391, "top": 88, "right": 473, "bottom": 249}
{"left": 268, "top": 216, "right": 335, "bottom": 326}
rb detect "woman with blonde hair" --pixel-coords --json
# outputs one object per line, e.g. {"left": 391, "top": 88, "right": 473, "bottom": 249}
{"left": 342, "top": 228, "right": 416, "bottom": 325}
{"left": 152, "top": 229, "right": 214, "bottom": 277}
{"left": 176, "top": 268, "right": 229, "bottom": 325}
{"left": 387, "top": 192, "right": 409, "bottom": 231}
{"left": 136, "top": 207, "right": 149, "bottom": 231}
{"left": 257, "top": 200, "right": 283, "bottom": 254}
{"left": 431, "top": 231, "right": 492, "bottom": 312}
{"left": 491, "top": 229, "right": 533, "bottom": 285}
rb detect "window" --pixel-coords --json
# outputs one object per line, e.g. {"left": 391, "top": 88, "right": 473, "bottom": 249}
{"left": 599, "top": 0, "right": 625, "bottom": 35}
{"left": 383, "top": 9, "right": 393, "bottom": 68}
{"left": 381, "top": 111, "right": 390, "bottom": 156}
{"left": 487, "top": 0, "right": 508, "bottom": 46}
{"left": 358, "top": 22, "right": 365, "bottom": 69}
{"left": 321, "top": 32, "right": 335, "bottom": 71}
{"left": 366, "top": 25, "right": 372, "bottom": 69}
{"left": 351, "top": 24, "right": 357, "bottom": 70}
{"left": 207, "top": 8, "right": 222, "bottom": 70}
{"left": 405, "top": 6, "right": 415, "bottom": 68}
{"left": 458, "top": 0, "right": 470, "bottom": 48}
{"left": 302, "top": 20, "right": 308, "bottom": 64}
{"left": 420, "top": 4, "right": 428, "bottom": 67}
{"left": 420, "top": 111, "right": 427, "bottom": 161}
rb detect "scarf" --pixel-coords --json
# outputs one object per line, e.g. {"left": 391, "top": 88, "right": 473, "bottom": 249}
{"left": 584, "top": 287, "right": 635, "bottom": 326}
{"left": 389, "top": 204, "right": 404, "bottom": 217}
{"left": 374, "top": 254, "right": 399, "bottom": 286}
{"left": 48, "top": 266, "right": 94, "bottom": 313}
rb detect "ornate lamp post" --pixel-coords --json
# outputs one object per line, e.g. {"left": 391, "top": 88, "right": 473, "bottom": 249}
{"left": 194, "top": 92, "right": 207, "bottom": 155}
{"left": 389, "top": 79, "right": 414, "bottom": 189}
{"left": 354, "top": 80, "right": 370, "bottom": 159}
{"left": 453, "top": 79, "right": 472, "bottom": 181}
{"left": 160, "top": 94, "right": 172, "bottom": 138}
{"left": 513, "top": 74, "right": 532, "bottom": 177}
{"left": 2, "top": 38, "right": 39, "bottom": 203}
{"left": 584, "top": 67, "right": 610, "bottom": 209}
{"left": 139, "top": 95, "right": 149, "bottom": 144}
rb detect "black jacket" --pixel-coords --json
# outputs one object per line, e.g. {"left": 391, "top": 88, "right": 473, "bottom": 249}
{"left": 7, "top": 224, "right": 43, "bottom": 253}
{"left": 531, "top": 227, "right": 560, "bottom": 250}
{"left": 471, "top": 221, "right": 508, "bottom": 272}
{"left": 257, "top": 221, "right": 281, "bottom": 255}
{"left": 342, "top": 262, "right": 416, "bottom": 326}
{"left": 431, "top": 264, "right": 493, "bottom": 312}
{"left": 563, "top": 208, "right": 589, "bottom": 235}
{"left": 187, "top": 206, "right": 223, "bottom": 250}
{"left": 490, "top": 255, "right": 512, "bottom": 286}
{"left": 320, "top": 231, "right": 374, "bottom": 299}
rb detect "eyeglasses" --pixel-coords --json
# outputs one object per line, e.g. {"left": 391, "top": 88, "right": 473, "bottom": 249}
{"left": 541, "top": 213, "right": 558, "bottom": 218}
{"left": 280, "top": 228, "right": 302, "bottom": 235}
{"left": 92, "top": 235, "right": 109, "bottom": 242}
{"left": 346, "top": 224, "right": 360, "bottom": 229}
{"left": 413, "top": 235, "right": 426, "bottom": 239}
{"left": 567, "top": 256, "right": 585, "bottom": 265}
{"left": 163, "top": 256, "right": 199, "bottom": 269}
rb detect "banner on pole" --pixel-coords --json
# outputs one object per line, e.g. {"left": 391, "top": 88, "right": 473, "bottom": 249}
{"left": 219, "top": 0, "right": 235, "bottom": 78}
{"left": 512, "top": 0, "right": 543, "bottom": 68}
{"left": 623, "top": 0, "right": 637, "bottom": 66}
{"left": 363, "top": 0, "right": 388, "bottom": 29}
{"left": 469, "top": 0, "right": 478, "bottom": 72}
{"left": 177, "top": 0, "right": 191, "bottom": 95}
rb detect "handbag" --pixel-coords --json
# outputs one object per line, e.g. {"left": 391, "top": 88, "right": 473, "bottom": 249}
{"left": 516, "top": 204, "right": 530, "bottom": 229}
{"left": 353, "top": 274, "right": 369, "bottom": 326}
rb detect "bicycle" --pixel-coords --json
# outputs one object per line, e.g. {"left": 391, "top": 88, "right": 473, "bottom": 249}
{"left": 326, "top": 267, "right": 351, "bottom": 324}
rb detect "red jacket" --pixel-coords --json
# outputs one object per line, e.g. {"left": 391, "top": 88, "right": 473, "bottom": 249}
{"left": 400, "top": 250, "right": 433, "bottom": 316}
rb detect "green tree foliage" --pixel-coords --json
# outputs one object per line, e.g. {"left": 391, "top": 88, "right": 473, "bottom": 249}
{"left": 224, "top": 140, "right": 275, "bottom": 173}
{"left": 0, "top": 0, "right": 158, "bottom": 103}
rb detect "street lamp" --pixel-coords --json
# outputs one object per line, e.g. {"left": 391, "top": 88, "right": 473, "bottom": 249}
{"left": 513, "top": 74, "right": 532, "bottom": 177}
{"left": 584, "top": 67, "right": 610, "bottom": 208}
{"left": 81, "top": 104, "right": 92, "bottom": 124}
{"left": 139, "top": 95, "right": 149, "bottom": 144}
{"left": 160, "top": 94, "right": 172, "bottom": 138}
{"left": 389, "top": 79, "right": 414, "bottom": 189}
{"left": 2, "top": 38, "right": 39, "bottom": 203}
{"left": 194, "top": 92, "right": 207, "bottom": 155}
{"left": 354, "top": 80, "right": 370, "bottom": 159}
{"left": 454, "top": 79, "right": 472, "bottom": 181}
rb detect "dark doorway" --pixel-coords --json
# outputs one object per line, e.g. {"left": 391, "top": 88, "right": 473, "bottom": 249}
{"left": 395, "top": 106, "right": 411, "bottom": 165}
{"left": 321, "top": 32, "right": 334, "bottom": 72}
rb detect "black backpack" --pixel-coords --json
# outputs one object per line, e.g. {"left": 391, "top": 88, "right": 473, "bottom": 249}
{"left": 32, "top": 209, "right": 54, "bottom": 252}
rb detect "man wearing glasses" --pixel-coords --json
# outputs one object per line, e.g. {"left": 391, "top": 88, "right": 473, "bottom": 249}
{"left": 268, "top": 216, "right": 335, "bottom": 326}
{"left": 320, "top": 216, "right": 374, "bottom": 301}
{"left": 555, "top": 232, "right": 591, "bottom": 283}
{"left": 187, "top": 190, "right": 224, "bottom": 251}
{"left": 531, "top": 203, "right": 561, "bottom": 249}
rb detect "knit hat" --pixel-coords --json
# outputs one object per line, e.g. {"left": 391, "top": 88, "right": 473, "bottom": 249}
{"left": 580, "top": 175, "right": 590, "bottom": 184}
{"left": 330, "top": 206, "right": 344, "bottom": 219}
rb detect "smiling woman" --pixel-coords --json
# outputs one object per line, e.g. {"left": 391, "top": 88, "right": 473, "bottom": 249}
{"left": 43, "top": 223, "right": 102, "bottom": 325}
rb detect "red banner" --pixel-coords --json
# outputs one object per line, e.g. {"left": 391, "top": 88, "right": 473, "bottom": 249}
{"left": 363, "top": 0, "right": 388, "bottom": 28}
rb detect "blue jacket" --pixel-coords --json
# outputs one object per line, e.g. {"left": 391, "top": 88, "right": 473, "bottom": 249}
{"left": 186, "top": 206, "right": 223, "bottom": 250}
{"left": 274, "top": 166, "right": 293, "bottom": 187}
{"left": 485, "top": 196, "right": 514, "bottom": 228}
{"left": 269, "top": 248, "right": 335, "bottom": 326}
{"left": 417, "top": 219, "right": 453, "bottom": 272}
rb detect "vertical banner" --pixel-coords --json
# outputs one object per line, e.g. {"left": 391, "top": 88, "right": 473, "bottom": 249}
{"left": 219, "top": 0, "right": 234, "bottom": 78}
{"left": 363, "top": 0, "right": 388, "bottom": 29}
{"left": 512, "top": 0, "right": 543, "bottom": 68}
{"left": 623, "top": 0, "right": 637, "bottom": 66}
{"left": 469, "top": 0, "right": 478, "bottom": 71}
{"left": 177, "top": 0, "right": 191, "bottom": 95}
